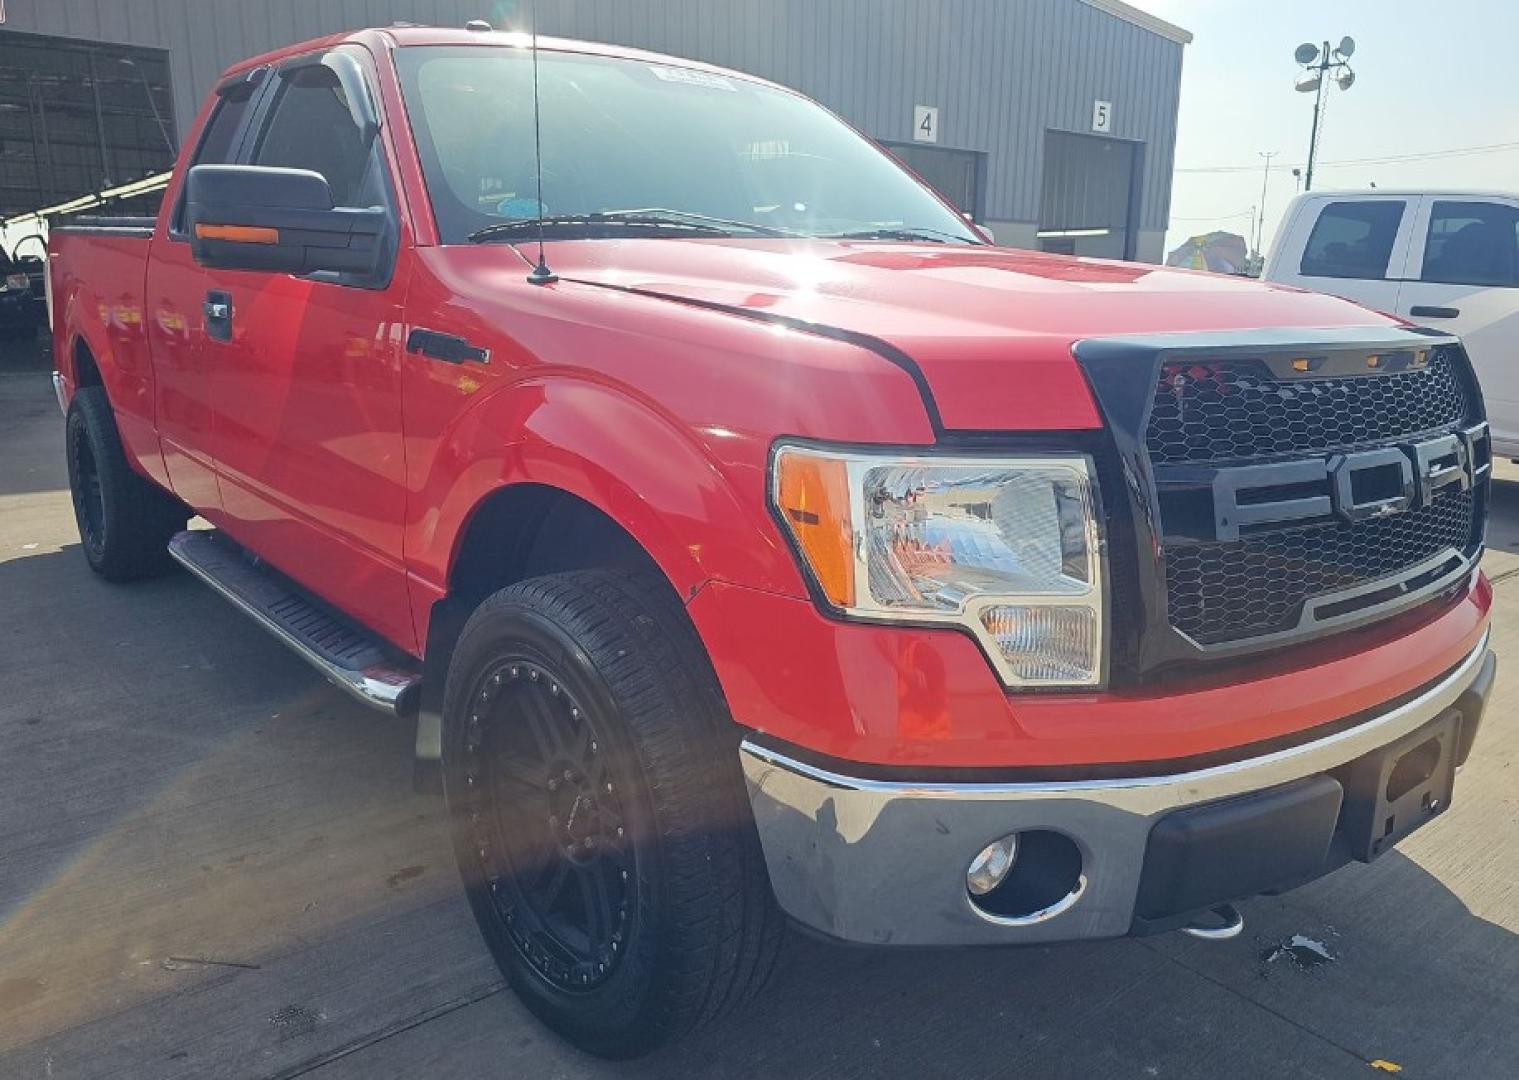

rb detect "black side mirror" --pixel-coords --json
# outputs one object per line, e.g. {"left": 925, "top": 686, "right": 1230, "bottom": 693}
{"left": 185, "top": 164, "right": 387, "bottom": 277}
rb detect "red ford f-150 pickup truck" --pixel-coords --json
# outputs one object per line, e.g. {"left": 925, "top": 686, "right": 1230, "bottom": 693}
{"left": 47, "top": 25, "right": 1497, "bottom": 1057}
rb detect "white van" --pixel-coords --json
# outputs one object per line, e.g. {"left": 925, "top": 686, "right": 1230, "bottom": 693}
{"left": 1265, "top": 191, "right": 1519, "bottom": 456}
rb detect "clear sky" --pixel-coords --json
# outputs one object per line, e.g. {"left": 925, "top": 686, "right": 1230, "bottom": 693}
{"left": 1128, "top": 0, "right": 1519, "bottom": 260}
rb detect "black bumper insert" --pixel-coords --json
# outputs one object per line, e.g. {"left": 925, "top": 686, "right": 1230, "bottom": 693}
{"left": 1133, "top": 774, "right": 1344, "bottom": 929}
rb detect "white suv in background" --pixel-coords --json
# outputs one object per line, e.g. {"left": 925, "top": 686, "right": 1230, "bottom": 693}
{"left": 1265, "top": 191, "right": 1519, "bottom": 457}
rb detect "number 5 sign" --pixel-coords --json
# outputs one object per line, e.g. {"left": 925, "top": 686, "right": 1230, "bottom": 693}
{"left": 913, "top": 105, "right": 939, "bottom": 144}
{"left": 1092, "top": 100, "right": 1113, "bottom": 134}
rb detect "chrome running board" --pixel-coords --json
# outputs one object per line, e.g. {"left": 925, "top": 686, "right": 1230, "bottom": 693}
{"left": 168, "top": 530, "right": 421, "bottom": 719}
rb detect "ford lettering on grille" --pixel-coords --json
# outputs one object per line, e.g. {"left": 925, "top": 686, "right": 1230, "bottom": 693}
{"left": 1159, "top": 424, "right": 1490, "bottom": 543}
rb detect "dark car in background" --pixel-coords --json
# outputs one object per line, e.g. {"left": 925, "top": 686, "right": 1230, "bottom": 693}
{"left": 0, "top": 238, "right": 44, "bottom": 335}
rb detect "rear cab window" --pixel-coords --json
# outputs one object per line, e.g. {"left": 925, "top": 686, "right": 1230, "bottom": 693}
{"left": 1422, "top": 200, "right": 1519, "bottom": 287}
{"left": 1299, "top": 200, "right": 1406, "bottom": 280}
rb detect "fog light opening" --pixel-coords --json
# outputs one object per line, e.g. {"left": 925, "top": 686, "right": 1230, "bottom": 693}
{"left": 967, "top": 833, "right": 1019, "bottom": 896}
{"left": 967, "top": 830, "right": 1085, "bottom": 924}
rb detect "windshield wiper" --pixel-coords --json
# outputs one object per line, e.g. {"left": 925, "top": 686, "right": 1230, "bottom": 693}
{"left": 469, "top": 213, "right": 728, "bottom": 244}
{"left": 612, "top": 208, "right": 804, "bottom": 237}
{"left": 469, "top": 209, "right": 799, "bottom": 244}
{"left": 825, "top": 225, "right": 981, "bottom": 244}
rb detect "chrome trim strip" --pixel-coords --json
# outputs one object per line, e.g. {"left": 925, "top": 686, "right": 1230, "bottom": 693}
{"left": 167, "top": 533, "right": 420, "bottom": 718}
{"left": 742, "top": 627, "right": 1488, "bottom": 810}
{"left": 51, "top": 372, "right": 67, "bottom": 417}
{"left": 973, "top": 873, "right": 1089, "bottom": 927}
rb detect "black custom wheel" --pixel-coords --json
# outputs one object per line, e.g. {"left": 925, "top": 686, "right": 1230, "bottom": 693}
{"left": 65, "top": 386, "right": 188, "bottom": 582}
{"left": 464, "top": 658, "right": 635, "bottom": 991}
{"left": 69, "top": 413, "right": 107, "bottom": 564}
{"left": 443, "top": 570, "right": 783, "bottom": 1058}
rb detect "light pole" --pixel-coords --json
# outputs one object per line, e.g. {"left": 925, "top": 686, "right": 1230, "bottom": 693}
{"left": 1293, "top": 37, "right": 1356, "bottom": 191}
{"left": 1255, "top": 151, "right": 1278, "bottom": 254}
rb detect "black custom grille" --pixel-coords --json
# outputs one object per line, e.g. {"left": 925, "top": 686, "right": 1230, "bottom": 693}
{"left": 1164, "top": 489, "right": 1475, "bottom": 645}
{"left": 1147, "top": 353, "right": 1470, "bottom": 465}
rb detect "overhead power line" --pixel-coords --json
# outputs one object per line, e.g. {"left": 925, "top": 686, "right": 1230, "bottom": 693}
{"left": 1175, "top": 140, "right": 1519, "bottom": 174}
{"left": 1170, "top": 209, "right": 1254, "bottom": 221}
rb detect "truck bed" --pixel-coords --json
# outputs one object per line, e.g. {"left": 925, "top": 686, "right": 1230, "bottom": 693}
{"left": 47, "top": 223, "right": 160, "bottom": 485}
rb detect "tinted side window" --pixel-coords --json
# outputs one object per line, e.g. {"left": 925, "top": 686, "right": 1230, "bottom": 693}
{"left": 252, "top": 65, "right": 372, "bottom": 207}
{"left": 1299, "top": 200, "right": 1405, "bottom": 280}
{"left": 195, "top": 87, "right": 255, "bottom": 167}
{"left": 1422, "top": 200, "right": 1519, "bottom": 287}
{"left": 172, "top": 85, "right": 256, "bottom": 234}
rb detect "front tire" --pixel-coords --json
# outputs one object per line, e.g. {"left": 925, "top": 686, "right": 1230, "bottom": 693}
{"left": 65, "top": 386, "right": 187, "bottom": 582}
{"left": 443, "top": 570, "right": 782, "bottom": 1058}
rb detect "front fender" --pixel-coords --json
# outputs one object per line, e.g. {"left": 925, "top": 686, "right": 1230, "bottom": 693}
{"left": 404, "top": 373, "right": 806, "bottom": 614}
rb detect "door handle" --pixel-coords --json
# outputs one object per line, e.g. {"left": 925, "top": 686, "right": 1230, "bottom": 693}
{"left": 203, "top": 290, "right": 233, "bottom": 342}
{"left": 406, "top": 328, "right": 490, "bottom": 364}
{"left": 1409, "top": 305, "right": 1460, "bottom": 319}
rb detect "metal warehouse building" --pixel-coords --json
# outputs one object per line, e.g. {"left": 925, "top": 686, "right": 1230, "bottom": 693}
{"left": 0, "top": 0, "right": 1188, "bottom": 262}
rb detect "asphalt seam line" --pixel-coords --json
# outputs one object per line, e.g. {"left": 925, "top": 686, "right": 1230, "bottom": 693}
{"left": 266, "top": 979, "right": 507, "bottom": 1080}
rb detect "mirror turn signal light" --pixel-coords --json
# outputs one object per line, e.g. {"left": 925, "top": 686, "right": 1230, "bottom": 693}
{"left": 195, "top": 223, "right": 280, "bottom": 245}
{"left": 773, "top": 450, "right": 854, "bottom": 608}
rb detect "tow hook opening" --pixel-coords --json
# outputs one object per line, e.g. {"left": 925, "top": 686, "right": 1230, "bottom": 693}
{"left": 1180, "top": 903, "right": 1244, "bottom": 941}
{"left": 967, "top": 830, "right": 1086, "bottom": 924}
{"left": 1386, "top": 736, "right": 1442, "bottom": 804}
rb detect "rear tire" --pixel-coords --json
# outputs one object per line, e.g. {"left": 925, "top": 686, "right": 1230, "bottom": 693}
{"left": 65, "top": 386, "right": 187, "bottom": 582}
{"left": 443, "top": 569, "right": 783, "bottom": 1058}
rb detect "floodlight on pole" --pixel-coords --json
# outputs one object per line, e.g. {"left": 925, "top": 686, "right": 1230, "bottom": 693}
{"left": 1293, "top": 36, "right": 1356, "bottom": 191}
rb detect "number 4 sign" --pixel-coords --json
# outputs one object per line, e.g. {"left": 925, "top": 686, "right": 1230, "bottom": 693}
{"left": 913, "top": 105, "right": 939, "bottom": 144}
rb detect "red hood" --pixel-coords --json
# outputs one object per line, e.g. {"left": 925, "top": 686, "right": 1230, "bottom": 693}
{"left": 533, "top": 238, "right": 1399, "bottom": 431}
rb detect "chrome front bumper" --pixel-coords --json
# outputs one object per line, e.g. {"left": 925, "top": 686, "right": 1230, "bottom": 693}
{"left": 740, "top": 632, "right": 1493, "bottom": 946}
{"left": 51, "top": 372, "right": 67, "bottom": 416}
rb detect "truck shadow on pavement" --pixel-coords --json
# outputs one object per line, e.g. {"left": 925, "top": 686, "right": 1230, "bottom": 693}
{"left": 1485, "top": 476, "right": 1519, "bottom": 557}
{"left": 639, "top": 845, "right": 1519, "bottom": 1079}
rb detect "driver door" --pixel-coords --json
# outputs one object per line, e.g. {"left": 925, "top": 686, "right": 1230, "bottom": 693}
{"left": 202, "top": 48, "right": 417, "bottom": 652}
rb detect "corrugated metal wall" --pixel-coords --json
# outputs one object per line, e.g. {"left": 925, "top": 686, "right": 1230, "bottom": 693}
{"left": 0, "top": 0, "right": 1183, "bottom": 231}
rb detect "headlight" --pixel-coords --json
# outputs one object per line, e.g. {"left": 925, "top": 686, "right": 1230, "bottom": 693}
{"left": 772, "top": 445, "right": 1105, "bottom": 687}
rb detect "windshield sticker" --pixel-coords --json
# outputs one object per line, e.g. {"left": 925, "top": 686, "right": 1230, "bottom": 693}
{"left": 650, "top": 66, "right": 737, "bottom": 92}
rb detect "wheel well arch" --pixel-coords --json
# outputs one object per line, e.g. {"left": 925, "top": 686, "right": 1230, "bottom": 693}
{"left": 416, "top": 482, "right": 698, "bottom": 765}
{"left": 71, "top": 335, "right": 103, "bottom": 389}
{"left": 448, "top": 482, "right": 671, "bottom": 604}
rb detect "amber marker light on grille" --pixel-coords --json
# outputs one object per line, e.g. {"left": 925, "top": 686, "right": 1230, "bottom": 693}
{"left": 1366, "top": 353, "right": 1382, "bottom": 368}
{"left": 773, "top": 449, "right": 855, "bottom": 607}
{"left": 195, "top": 223, "right": 280, "bottom": 245}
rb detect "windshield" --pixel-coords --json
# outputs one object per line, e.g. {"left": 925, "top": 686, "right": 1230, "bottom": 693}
{"left": 394, "top": 45, "right": 981, "bottom": 245}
